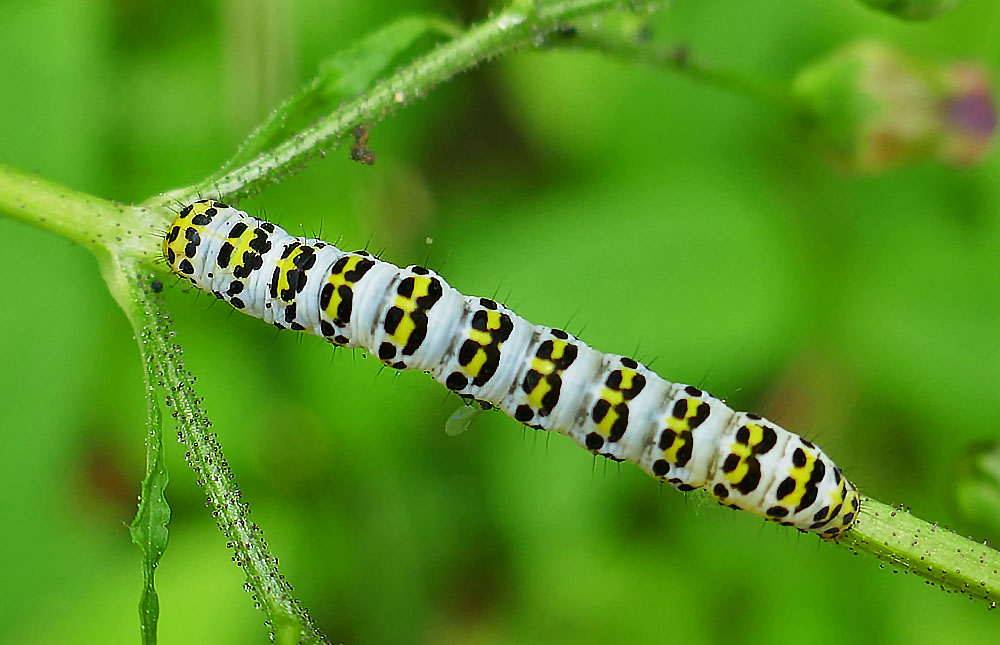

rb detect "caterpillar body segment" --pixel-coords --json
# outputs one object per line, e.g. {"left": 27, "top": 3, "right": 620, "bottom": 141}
{"left": 164, "top": 199, "right": 860, "bottom": 539}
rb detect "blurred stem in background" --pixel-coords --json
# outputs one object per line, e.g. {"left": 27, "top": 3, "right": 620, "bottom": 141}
{"left": 542, "top": 17, "right": 802, "bottom": 111}
{"left": 545, "top": 16, "right": 995, "bottom": 172}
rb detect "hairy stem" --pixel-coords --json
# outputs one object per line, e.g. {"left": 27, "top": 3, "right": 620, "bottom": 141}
{"left": 4, "top": 4, "right": 664, "bottom": 260}
{"left": 0, "top": 164, "right": 123, "bottom": 255}
{"left": 844, "top": 498, "right": 1000, "bottom": 607}
{"left": 158, "top": 0, "right": 661, "bottom": 207}
{"left": 548, "top": 27, "right": 800, "bottom": 110}
{"left": 0, "top": 163, "right": 165, "bottom": 260}
{"left": 106, "top": 257, "right": 328, "bottom": 644}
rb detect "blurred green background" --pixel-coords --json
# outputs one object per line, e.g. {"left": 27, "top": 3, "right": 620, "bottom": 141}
{"left": 1, "top": 0, "right": 999, "bottom": 643}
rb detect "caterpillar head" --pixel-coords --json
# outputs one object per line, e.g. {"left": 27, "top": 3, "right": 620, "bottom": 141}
{"left": 164, "top": 199, "right": 228, "bottom": 278}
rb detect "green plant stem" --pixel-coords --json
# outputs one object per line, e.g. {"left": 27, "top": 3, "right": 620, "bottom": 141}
{"left": 5, "top": 3, "right": 664, "bottom": 258}
{"left": 0, "top": 161, "right": 322, "bottom": 640}
{"left": 844, "top": 498, "right": 1000, "bottom": 607}
{"left": 3, "top": 159, "right": 999, "bottom": 613}
{"left": 0, "top": 164, "right": 123, "bottom": 255}
{"left": 105, "top": 256, "right": 328, "bottom": 644}
{"left": 209, "top": 14, "right": 466, "bottom": 182}
{"left": 0, "top": 162, "right": 163, "bottom": 260}
{"left": 159, "top": 0, "right": 660, "bottom": 207}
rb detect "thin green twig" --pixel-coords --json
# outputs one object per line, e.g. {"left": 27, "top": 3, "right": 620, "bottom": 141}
{"left": 545, "top": 26, "right": 801, "bottom": 110}
{"left": 844, "top": 498, "right": 999, "bottom": 607}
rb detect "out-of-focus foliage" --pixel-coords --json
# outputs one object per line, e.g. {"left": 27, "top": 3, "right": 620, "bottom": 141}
{"left": 214, "top": 14, "right": 461, "bottom": 181}
{"left": 953, "top": 442, "right": 1000, "bottom": 544}
{"left": 794, "top": 40, "right": 995, "bottom": 172}
{"left": 857, "top": 0, "right": 961, "bottom": 21}
{"left": 0, "top": 0, "right": 998, "bottom": 644}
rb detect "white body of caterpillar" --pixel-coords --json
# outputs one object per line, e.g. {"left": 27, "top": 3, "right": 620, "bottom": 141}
{"left": 164, "top": 199, "right": 860, "bottom": 538}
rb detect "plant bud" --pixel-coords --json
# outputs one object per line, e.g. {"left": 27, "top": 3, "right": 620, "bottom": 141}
{"left": 793, "top": 40, "right": 995, "bottom": 172}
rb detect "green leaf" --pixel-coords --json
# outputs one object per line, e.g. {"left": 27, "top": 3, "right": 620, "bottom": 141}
{"left": 212, "top": 14, "right": 462, "bottom": 181}
{"left": 107, "top": 259, "right": 329, "bottom": 644}
{"left": 127, "top": 275, "right": 171, "bottom": 645}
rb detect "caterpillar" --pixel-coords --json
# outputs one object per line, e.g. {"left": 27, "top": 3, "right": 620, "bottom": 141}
{"left": 164, "top": 199, "right": 861, "bottom": 538}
